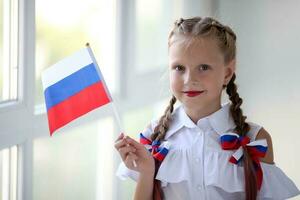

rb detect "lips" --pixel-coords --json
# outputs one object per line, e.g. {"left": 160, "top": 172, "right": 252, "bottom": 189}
{"left": 183, "top": 90, "right": 204, "bottom": 97}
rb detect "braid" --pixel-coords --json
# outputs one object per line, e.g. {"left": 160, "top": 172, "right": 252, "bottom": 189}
{"left": 226, "top": 73, "right": 257, "bottom": 200}
{"left": 151, "top": 95, "right": 177, "bottom": 141}
{"left": 151, "top": 95, "right": 177, "bottom": 200}
{"left": 226, "top": 73, "right": 250, "bottom": 135}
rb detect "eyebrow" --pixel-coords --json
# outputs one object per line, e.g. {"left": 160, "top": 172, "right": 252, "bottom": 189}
{"left": 170, "top": 62, "right": 213, "bottom": 68}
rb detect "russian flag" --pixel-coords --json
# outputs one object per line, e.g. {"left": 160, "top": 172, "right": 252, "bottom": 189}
{"left": 41, "top": 47, "right": 111, "bottom": 136}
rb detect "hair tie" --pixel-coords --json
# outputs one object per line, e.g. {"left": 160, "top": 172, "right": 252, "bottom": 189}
{"left": 211, "top": 20, "right": 223, "bottom": 30}
{"left": 175, "top": 18, "right": 184, "bottom": 26}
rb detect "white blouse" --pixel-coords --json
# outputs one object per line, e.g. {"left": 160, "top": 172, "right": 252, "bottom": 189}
{"left": 116, "top": 102, "right": 300, "bottom": 200}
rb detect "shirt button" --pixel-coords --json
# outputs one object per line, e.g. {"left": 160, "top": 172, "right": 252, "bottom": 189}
{"left": 197, "top": 185, "right": 202, "bottom": 190}
{"left": 195, "top": 158, "right": 200, "bottom": 163}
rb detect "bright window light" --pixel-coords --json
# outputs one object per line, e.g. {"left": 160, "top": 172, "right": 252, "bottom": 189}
{"left": 0, "top": 0, "right": 18, "bottom": 103}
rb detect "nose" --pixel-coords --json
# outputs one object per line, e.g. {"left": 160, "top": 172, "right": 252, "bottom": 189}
{"left": 184, "top": 70, "right": 198, "bottom": 85}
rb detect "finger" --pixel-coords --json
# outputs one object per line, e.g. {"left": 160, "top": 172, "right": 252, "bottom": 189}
{"left": 119, "top": 146, "right": 136, "bottom": 154}
{"left": 114, "top": 137, "right": 128, "bottom": 150}
{"left": 118, "top": 146, "right": 137, "bottom": 161}
{"left": 114, "top": 132, "right": 124, "bottom": 142}
{"left": 124, "top": 136, "right": 143, "bottom": 150}
{"left": 125, "top": 153, "right": 138, "bottom": 169}
{"left": 126, "top": 153, "right": 138, "bottom": 161}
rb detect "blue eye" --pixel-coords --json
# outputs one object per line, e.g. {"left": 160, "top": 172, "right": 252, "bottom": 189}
{"left": 174, "top": 65, "right": 185, "bottom": 71}
{"left": 199, "top": 64, "right": 210, "bottom": 71}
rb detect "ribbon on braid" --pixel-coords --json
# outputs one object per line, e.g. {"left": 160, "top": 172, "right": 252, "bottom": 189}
{"left": 220, "top": 132, "right": 268, "bottom": 190}
{"left": 140, "top": 133, "right": 170, "bottom": 162}
{"left": 140, "top": 133, "right": 171, "bottom": 200}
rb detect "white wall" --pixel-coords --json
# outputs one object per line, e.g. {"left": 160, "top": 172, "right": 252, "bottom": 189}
{"left": 217, "top": 0, "right": 300, "bottom": 195}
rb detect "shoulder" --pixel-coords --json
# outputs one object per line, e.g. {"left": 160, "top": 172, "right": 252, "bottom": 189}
{"left": 255, "top": 126, "right": 275, "bottom": 164}
{"left": 140, "top": 118, "right": 159, "bottom": 139}
{"left": 142, "top": 106, "right": 183, "bottom": 140}
{"left": 245, "top": 121, "right": 274, "bottom": 164}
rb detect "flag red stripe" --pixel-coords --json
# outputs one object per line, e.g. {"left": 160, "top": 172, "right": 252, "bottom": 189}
{"left": 47, "top": 81, "right": 111, "bottom": 135}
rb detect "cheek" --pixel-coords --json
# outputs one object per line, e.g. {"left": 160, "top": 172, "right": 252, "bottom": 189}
{"left": 169, "top": 76, "right": 176, "bottom": 90}
{"left": 210, "top": 75, "right": 225, "bottom": 92}
{"left": 199, "top": 76, "right": 221, "bottom": 93}
{"left": 169, "top": 73, "right": 181, "bottom": 90}
{"left": 217, "top": 72, "right": 226, "bottom": 87}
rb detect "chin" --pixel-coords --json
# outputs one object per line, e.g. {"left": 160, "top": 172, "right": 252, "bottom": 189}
{"left": 181, "top": 99, "right": 205, "bottom": 108}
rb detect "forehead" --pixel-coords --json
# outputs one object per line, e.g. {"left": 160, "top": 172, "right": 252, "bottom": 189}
{"left": 168, "top": 36, "right": 225, "bottom": 64}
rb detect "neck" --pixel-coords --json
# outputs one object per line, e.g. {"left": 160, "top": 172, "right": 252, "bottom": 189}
{"left": 183, "top": 100, "right": 222, "bottom": 124}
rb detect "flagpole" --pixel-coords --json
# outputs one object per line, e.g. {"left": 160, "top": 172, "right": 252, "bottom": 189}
{"left": 85, "top": 43, "right": 137, "bottom": 168}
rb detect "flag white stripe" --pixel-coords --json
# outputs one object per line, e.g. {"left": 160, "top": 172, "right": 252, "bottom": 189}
{"left": 232, "top": 147, "right": 244, "bottom": 160}
{"left": 41, "top": 48, "right": 93, "bottom": 90}
{"left": 247, "top": 139, "right": 268, "bottom": 147}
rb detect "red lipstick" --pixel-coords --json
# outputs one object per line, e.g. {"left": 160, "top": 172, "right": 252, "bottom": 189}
{"left": 183, "top": 91, "right": 204, "bottom": 97}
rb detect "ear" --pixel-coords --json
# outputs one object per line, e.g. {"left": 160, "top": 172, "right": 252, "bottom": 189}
{"left": 223, "top": 59, "right": 236, "bottom": 85}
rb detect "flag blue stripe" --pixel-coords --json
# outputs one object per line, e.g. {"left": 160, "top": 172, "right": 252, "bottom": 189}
{"left": 251, "top": 145, "right": 268, "bottom": 152}
{"left": 44, "top": 63, "right": 101, "bottom": 110}
{"left": 159, "top": 148, "right": 169, "bottom": 156}
{"left": 221, "top": 135, "right": 237, "bottom": 142}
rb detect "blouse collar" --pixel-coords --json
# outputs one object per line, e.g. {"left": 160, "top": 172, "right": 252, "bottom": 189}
{"left": 165, "top": 102, "right": 236, "bottom": 139}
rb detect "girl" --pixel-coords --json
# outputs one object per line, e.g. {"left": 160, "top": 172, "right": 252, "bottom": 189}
{"left": 114, "top": 17, "right": 300, "bottom": 200}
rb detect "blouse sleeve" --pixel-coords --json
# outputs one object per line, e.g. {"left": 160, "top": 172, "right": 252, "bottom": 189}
{"left": 115, "top": 119, "right": 158, "bottom": 182}
{"left": 258, "top": 162, "right": 300, "bottom": 200}
{"left": 116, "top": 161, "right": 139, "bottom": 181}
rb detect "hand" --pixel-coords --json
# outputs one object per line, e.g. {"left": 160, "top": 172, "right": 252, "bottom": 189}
{"left": 114, "top": 133, "right": 155, "bottom": 175}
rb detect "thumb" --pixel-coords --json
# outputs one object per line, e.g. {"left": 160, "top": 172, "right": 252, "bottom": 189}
{"left": 115, "top": 132, "right": 124, "bottom": 142}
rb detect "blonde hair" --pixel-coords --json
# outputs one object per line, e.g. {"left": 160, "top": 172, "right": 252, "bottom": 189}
{"left": 152, "top": 17, "right": 257, "bottom": 200}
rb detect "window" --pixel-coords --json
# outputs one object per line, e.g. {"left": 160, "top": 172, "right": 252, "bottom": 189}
{"left": 0, "top": 0, "right": 3, "bottom": 101}
{"left": 134, "top": 0, "right": 183, "bottom": 73}
{"left": 33, "top": 117, "right": 114, "bottom": 200}
{"left": 35, "top": 0, "right": 116, "bottom": 106}
{"left": 0, "top": 146, "right": 18, "bottom": 200}
{"left": 123, "top": 0, "right": 182, "bottom": 110}
{"left": 0, "top": 0, "right": 18, "bottom": 103}
{"left": 0, "top": 0, "right": 20, "bottom": 197}
{"left": 34, "top": 1, "right": 118, "bottom": 199}
{"left": 2, "top": 1, "right": 224, "bottom": 200}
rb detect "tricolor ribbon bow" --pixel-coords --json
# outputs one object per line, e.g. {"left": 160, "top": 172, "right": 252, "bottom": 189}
{"left": 220, "top": 133, "right": 268, "bottom": 190}
{"left": 140, "top": 133, "right": 170, "bottom": 162}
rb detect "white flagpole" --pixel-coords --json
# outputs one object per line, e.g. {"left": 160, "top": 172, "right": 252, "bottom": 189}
{"left": 85, "top": 43, "right": 137, "bottom": 168}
